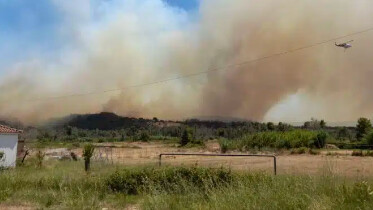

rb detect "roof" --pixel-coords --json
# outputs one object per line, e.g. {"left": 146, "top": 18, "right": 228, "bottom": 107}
{"left": 0, "top": 125, "right": 22, "bottom": 134}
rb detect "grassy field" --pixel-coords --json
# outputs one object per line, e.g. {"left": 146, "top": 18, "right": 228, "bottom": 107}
{"left": 1, "top": 159, "right": 373, "bottom": 210}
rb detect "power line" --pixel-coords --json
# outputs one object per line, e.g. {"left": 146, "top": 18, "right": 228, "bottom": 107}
{"left": 5, "top": 26, "right": 373, "bottom": 103}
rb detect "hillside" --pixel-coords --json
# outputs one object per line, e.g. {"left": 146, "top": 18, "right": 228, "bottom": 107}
{"left": 57, "top": 112, "right": 153, "bottom": 130}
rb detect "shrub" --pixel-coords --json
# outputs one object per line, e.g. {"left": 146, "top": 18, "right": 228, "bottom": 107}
{"left": 309, "top": 149, "right": 320, "bottom": 155}
{"left": 356, "top": 118, "right": 372, "bottom": 141}
{"left": 365, "top": 151, "right": 373, "bottom": 157}
{"left": 36, "top": 151, "right": 45, "bottom": 168}
{"left": 337, "top": 127, "right": 352, "bottom": 141}
{"left": 266, "top": 122, "right": 275, "bottom": 131}
{"left": 220, "top": 139, "right": 229, "bottom": 153}
{"left": 180, "top": 129, "right": 192, "bottom": 146}
{"left": 239, "top": 130, "right": 319, "bottom": 150}
{"left": 139, "top": 131, "right": 150, "bottom": 142}
{"left": 313, "top": 132, "right": 327, "bottom": 149}
{"left": 274, "top": 139, "right": 291, "bottom": 149}
{"left": 290, "top": 147, "right": 307, "bottom": 154}
{"left": 70, "top": 152, "right": 78, "bottom": 161}
{"left": 352, "top": 150, "right": 363, "bottom": 156}
{"left": 364, "top": 131, "right": 373, "bottom": 145}
{"left": 83, "top": 144, "right": 95, "bottom": 172}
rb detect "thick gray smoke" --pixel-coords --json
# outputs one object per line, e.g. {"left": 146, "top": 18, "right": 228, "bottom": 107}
{"left": 1, "top": 0, "right": 373, "bottom": 124}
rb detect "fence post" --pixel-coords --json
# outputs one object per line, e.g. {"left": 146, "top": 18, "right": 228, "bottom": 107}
{"left": 159, "top": 154, "right": 162, "bottom": 166}
{"left": 273, "top": 156, "right": 277, "bottom": 175}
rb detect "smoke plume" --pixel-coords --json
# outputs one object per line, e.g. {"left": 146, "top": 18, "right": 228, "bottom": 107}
{"left": 1, "top": 0, "right": 373, "bottom": 124}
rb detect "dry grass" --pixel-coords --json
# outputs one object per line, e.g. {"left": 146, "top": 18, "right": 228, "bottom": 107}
{"left": 3, "top": 141, "right": 373, "bottom": 209}
{"left": 43, "top": 142, "right": 373, "bottom": 177}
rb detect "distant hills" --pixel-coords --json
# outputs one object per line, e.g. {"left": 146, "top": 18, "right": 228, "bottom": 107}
{"left": 43, "top": 112, "right": 251, "bottom": 130}
{"left": 48, "top": 112, "right": 155, "bottom": 130}
{"left": 1, "top": 112, "right": 359, "bottom": 131}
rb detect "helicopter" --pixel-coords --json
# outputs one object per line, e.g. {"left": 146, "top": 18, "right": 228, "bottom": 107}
{"left": 335, "top": 40, "right": 353, "bottom": 51}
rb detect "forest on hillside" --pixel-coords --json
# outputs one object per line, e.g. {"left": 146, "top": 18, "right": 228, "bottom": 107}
{"left": 2, "top": 112, "right": 371, "bottom": 151}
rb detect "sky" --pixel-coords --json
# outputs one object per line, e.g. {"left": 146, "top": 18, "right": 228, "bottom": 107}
{"left": 0, "top": 0, "right": 199, "bottom": 76}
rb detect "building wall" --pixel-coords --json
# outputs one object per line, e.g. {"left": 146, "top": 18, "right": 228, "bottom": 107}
{"left": 0, "top": 134, "right": 18, "bottom": 167}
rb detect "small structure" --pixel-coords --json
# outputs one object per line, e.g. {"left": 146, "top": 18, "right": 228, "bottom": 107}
{"left": 0, "top": 125, "right": 22, "bottom": 167}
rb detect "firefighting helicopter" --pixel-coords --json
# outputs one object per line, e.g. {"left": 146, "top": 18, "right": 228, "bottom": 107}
{"left": 335, "top": 40, "right": 353, "bottom": 51}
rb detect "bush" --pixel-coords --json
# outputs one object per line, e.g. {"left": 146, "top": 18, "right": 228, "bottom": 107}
{"left": 70, "top": 152, "right": 78, "bottom": 161}
{"left": 365, "top": 151, "right": 373, "bottom": 157}
{"left": 35, "top": 151, "right": 45, "bottom": 168}
{"left": 274, "top": 139, "right": 291, "bottom": 149}
{"left": 308, "top": 149, "right": 320, "bottom": 155}
{"left": 106, "top": 167, "right": 233, "bottom": 195}
{"left": 313, "top": 132, "right": 327, "bottom": 149}
{"left": 364, "top": 131, "right": 373, "bottom": 145}
{"left": 83, "top": 144, "right": 95, "bottom": 172}
{"left": 180, "top": 129, "right": 192, "bottom": 146}
{"left": 356, "top": 118, "right": 372, "bottom": 140}
{"left": 139, "top": 131, "right": 150, "bottom": 142}
{"left": 220, "top": 139, "right": 229, "bottom": 153}
{"left": 352, "top": 150, "right": 363, "bottom": 156}
{"left": 237, "top": 130, "right": 320, "bottom": 150}
{"left": 290, "top": 147, "right": 307, "bottom": 154}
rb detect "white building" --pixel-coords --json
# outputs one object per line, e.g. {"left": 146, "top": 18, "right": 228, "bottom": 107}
{"left": 0, "top": 125, "right": 22, "bottom": 167}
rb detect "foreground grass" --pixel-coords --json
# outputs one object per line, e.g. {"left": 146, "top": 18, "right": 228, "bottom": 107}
{"left": 0, "top": 161, "right": 125, "bottom": 209}
{"left": 1, "top": 161, "right": 373, "bottom": 209}
{"left": 143, "top": 174, "right": 373, "bottom": 210}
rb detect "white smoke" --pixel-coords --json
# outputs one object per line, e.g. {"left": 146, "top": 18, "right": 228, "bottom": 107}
{"left": 1, "top": 0, "right": 373, "bottom": 124}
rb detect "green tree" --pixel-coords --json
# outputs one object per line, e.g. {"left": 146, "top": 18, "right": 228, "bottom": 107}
{"left": 313, "top": 132, "right": 327, "bottom": 149}
{"left": 66, "top": 126, "right": 73, "bottom": 136}
{"left": 139, "top": 131, "right": 150, "bottom": 142}
{"left": 337, "top": 127, "right": 351, "bottom": 140}
{"left": 180, "top": 128, "right": 192, "bottom": 146}
{"left": 266, "top": 122, "right": 275, "bottom": 131}
{"left": 303, "top": 118, "right": 323, "bottom": 129}
{"left": 364, "top": 131, "right": 373, "bottom": 145}
{"left": 277, "top": 122, "right": 292, "bottom": 132}
{"left": 217, "top": 128, "right": 225, "bottom": 137}
{"left": 320, "top": 120, "right": 326, "bottom": 129}
{"left": 356, "top": 118, "right": 372, "bottom": 140}
{"left": 83, "top": 144, "right": 95, "bottom": 172}
{"left": 303, "top": 121, "right": 311, "bottom": 129}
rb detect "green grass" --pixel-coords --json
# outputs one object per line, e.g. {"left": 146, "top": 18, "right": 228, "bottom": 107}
{"left": 1, "top": 161, "right": 373, "bottom": 209}
{"left": 142, "top": 175, "right": 373, "bottom": 210}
